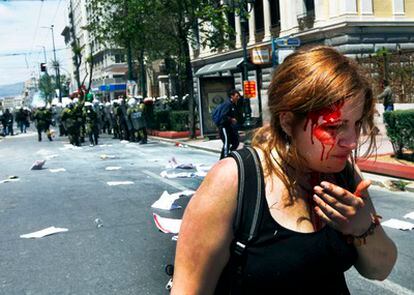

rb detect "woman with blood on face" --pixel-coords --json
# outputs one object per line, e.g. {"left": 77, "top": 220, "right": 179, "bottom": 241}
{"left": 172, "top": 46, "right": 397, "bottom": 294}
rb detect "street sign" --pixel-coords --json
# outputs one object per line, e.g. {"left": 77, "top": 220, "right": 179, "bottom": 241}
{"left": 273, "top": 37, "right": 301, "bottom": 48}
{"left": 252, "top": 48, "right": 270, "bottom": 64}
{"left": 243, "top": 80, "right": 256, "bottom": 99}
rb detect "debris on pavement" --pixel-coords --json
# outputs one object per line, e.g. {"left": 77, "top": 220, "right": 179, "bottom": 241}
{"left": 120, "top": 140, "right": 129, "bottom": 144}
{"left": 160, "top": 170, "right": 196, "bottom": 179}
{"left": 94, "top": 218, "right": 103, "bottom": 228}
{"left": 49, "top": 168, "right": 66, "bottom": 173}
{"left": 20, "top": 226, "right": 68, "bottom": 239}
{"left": 172, "top": 235, "right": 178, "bottom": 241}
{"left": 30, "top": 159, "right": 46, "bottom": 170}
{"left": 153, "top": 213, "right": 182, "bottom": 234}
{"left": 0, "top": 176, "right": 20, "bottom": 184}
{"left": 45, "top": 154, "right": 59, "bottom": 160}
{"left": 382, "top": 218, "right": 414, "bottom": 230}
{"left": 105, "top": 166, "right": 122, "bottom": 171}
{"left": 60, "top": 144, "right": 82, "bottom": 150}
{"left": 107, "top": 181, "right": 134, "bottom": 186}
{"left": 195, "top": 164, "right": 212, "bottom": 177}
{"left": 166, "top": 157, "right": 195, "bottom": 170}
{"left": 151, "top": 190, "right": 195, "bottom": 210}
{"left": 403, "top": 212, "right": 414, "bottom": 220}
{"left": 100, "top": 154, "right": 117, "bottom": 160}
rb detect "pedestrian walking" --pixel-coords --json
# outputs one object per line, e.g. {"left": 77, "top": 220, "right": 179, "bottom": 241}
{"left": 211, "top": 89, "right": 242, "bottom": 159}
{"left": 172, "top": 46, "right": 397, "bottom": 294}
{"left": 15, "top": 107, "right": 27, "bottom": 133}
{"left": 377, "top": 80, "right": 394, "bottom": 111}
{"left": 83, "top": 102, "right": 99, "bottom": 146}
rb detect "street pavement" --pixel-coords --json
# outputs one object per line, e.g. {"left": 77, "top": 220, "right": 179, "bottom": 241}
{"left": 0, "top": 132, "right": 413, "bottom": 294}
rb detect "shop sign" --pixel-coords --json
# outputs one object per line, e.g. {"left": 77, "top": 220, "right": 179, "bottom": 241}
{"left": 243, "top": 80, "right": 257, "bottom": 98}
{"left": 252, "top": 48, "right": 270, "bottom": 64}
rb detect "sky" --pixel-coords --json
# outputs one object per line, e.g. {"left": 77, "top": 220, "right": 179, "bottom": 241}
{"left": 0, "top": 0, "right": 69, "bottom": 86}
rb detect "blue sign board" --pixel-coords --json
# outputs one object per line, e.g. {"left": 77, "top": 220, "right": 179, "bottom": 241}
{"left": 273, "top": 37, "right": 301, "bottom": 48}
{"left": 99, "top": 84, "right": 126, "bottom": 92}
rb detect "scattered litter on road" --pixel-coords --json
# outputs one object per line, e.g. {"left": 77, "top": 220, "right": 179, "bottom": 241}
{"left": 382, "top": 218, "right": 414, "bottom": 230}
{"left": 153, "top": 213, "right": 182, "bottom": 234}
{"left": 160, "top": 171, "right": 196, "bottom": 178}
{"left": 30, "top": 160, "right": 46, "bottom": 170}
{"left": 100, "top": 154, "right": 117, "bottom": 160}
{"left": 49, "top": 168, "right": 66, "bottom": 173}
{"left": 60, "top": 144, "right": 82, "bottom": 150}
{"left": 98, "top": 144, "right": 113, "bottom": 147}
{"left": 105, "top": 166, "right": 122, "bottom": 171}
{"left": 0, "top": 176, "right": 20, "bottom": 184}
{"left": 166, "top": 157, "right": 195, "bottom": 169}
{"left": 120, "top": 140, "right": 129, "bottom": 144}
{"left": 403, "top": 212, "right": 414, "bottom": 220}
{"left": 195, "top": 164, "right": 212, "bottom": 177}
{"left": 107, "top": 181, "right": 134, "bottom": 186}
{"left": 172, "top": 235, "right": 178, "bottom": 241}
{"left": 35, "top": 149, "right": 53, "bottom": 156}
{"left": 20, "top": 226, "right": 68, "bottom": 239}
{"left": 151, "top": 190, "right": 191, "bottom": 210}
{"left": 147, "top": 159, "right": 160, "bottom": 162}
{"left": 94, "top": 218, "right": 103, "bottom": 228}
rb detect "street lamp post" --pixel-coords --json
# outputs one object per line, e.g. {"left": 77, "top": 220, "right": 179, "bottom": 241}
{"left": 42, "top": 25, "right": 62, "bottom": 102}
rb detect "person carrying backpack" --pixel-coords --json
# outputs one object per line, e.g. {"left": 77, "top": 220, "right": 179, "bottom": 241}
{"left": 171, "top": 46, "right": 397, "bottom": 294}
{"left": 212, "top": 89, "right": 242, "bottom": 159}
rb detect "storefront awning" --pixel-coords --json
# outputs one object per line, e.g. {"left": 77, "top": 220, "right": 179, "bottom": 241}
{"left": 195, "top": 57, "right": 243, "bottom": 76}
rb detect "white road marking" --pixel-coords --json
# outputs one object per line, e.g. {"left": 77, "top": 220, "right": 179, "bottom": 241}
{"left": 142, "top": 170, "right": 190, "bottom": 191}
{"left": 363, "top": 277, "right": 414, "bottom": 295}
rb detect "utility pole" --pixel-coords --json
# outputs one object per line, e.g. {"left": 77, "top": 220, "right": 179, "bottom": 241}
{"left": 50, "top": 25, "right": 62, "bottom": 102}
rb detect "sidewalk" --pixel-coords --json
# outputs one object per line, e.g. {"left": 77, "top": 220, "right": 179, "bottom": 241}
{"left": 149, "top": 130, "right": 414, "bottom": 191}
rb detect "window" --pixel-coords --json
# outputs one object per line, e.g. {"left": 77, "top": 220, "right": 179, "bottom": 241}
{"left": 254, "top": 0, "right": 264, "bottom": 32}
{"left": 270, "top": 0, "right": 280, "bottom": 27}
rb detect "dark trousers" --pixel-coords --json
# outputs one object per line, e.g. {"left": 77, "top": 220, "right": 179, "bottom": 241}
{"left": 219, "top": 125, "right": 239, "bottom": 159}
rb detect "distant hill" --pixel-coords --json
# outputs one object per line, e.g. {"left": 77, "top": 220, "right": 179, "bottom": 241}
{"left": 0, "top": 82, "right": 24, "bottom": 98}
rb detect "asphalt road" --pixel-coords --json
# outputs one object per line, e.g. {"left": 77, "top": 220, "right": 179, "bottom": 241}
{"left": 0, "top": 132, "right": 413, "bottom": 295}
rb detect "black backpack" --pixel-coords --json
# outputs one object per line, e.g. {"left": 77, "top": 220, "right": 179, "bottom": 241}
{"left": 165, "top": 147, "right": 266, "bottom": 293}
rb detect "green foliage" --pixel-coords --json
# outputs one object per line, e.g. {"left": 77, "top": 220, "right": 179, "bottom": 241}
{"left": 170, "top": 111, "right": 189, "bottom": 131}
{"left": 153, "top": 110, "right": 170, "bottom": 130}
{"left": 383, "top": 110, "right": 414, "bottom": 158}
{"left": 38, "top": 74, "right": 55, "bottom": 103}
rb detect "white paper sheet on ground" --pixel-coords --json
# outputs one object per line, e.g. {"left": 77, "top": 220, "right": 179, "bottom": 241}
{"left": 30, "top": 160, "right": 46, "bottom": 170}
{"left": 382, "top": 218, "right": 414, "bottom": 230}
{"left": 20, "top": 226, "right": 68, "bottom": 239}
{"left": 100, "top": 154, "right": 117, "bottom": 160}
{"left": 153, "top": 213, "right": 182, "bottom": 234}
{"left": 151, "top": 189, "right": 195, "bottom": 210}
{"left": 107, "top": 181, "right": 134, "bottom": 186}
{"left": 403, "top": 212, "right": 414, "bottom": 220}
{"left": 120, "top": 140, "right": 129, "bottom": 144}
{"left": 105, "top": 166, "right": 122, "bottom": 171}
{"left": 60, "top": 144, "right": 82, "bottom": 150}
{"left": 166, "top": 157, "right": 195, "bottom": 169}
{"left": 160, "top": 170, "right": 196, "bottom": 179}
{"left": 99, "top": 144, "right": 113, "bottom": 147}
{"left": 0, "top": 178, "right": 20, "bottom": 184}
{"left": 196, "top": 164, "right": 212, "bottom": 177}
{"left": 49, "top": 168, "right": 66, "bottom": 173}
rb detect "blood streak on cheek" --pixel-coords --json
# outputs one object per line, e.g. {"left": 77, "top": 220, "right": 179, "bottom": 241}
{"left": 304, "top": 101, "right": 345, "bottom": 161}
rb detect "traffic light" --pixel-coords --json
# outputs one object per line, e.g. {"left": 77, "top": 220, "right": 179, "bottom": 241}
{"left": 40, "top": 63, "right": 46, "bottom": 72}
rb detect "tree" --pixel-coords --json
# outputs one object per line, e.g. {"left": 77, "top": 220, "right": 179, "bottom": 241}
{"left": 38, "top": 74, "right": 54, "bottom": 103}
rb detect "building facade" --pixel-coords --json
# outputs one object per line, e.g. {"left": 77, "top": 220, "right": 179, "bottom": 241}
{"left": 192, "top": 0, "right": 414, "bottom": 136}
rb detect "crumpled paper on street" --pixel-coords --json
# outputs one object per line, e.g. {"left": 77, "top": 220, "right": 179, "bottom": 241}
{"left": 105, "top": 166, "right": 121, "bottom": 171}
{"left": 107, "top": 181, "right": 134, "bottom": 186}
{"left": 49, "top": 168, "right": 66, "bottom": 173}
{"left": 0, "top": 176, "right": 20, "bottom": 184}
{"left": 153, "top": 213, "right": 182, "bottom": 234}
{"left": 195, "top": 164, "right": 212, "bottom": 177}
{"left": 403, "top": 211, "right": 414, "bottom": 220}
{"left": 151, "top": 190, "right": 195, "bottom": 210}
{"left": 120, "top": 140, "right": 129, "bottom": 144}
{"left": 381, "top": 218, "right": 414, "bottom": 230}
{"left": 160, "top": 171, "right": 196, "bottom": 178}
{"left": 60, "top": 144, "right": 82, "bottom": 150}
{"left": 166, "top": 157, "right": 195, "bottom": 169}
{"left": 20, "top": 226, "right": 68, "bottom": 239}
{"left": 100, "top": 154, "right": 117, "bottom": 160}
{"left": 30, "top": 160, "right": 46, "bottom": 170}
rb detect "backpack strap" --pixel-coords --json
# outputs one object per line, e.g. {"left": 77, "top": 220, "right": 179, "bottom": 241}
{"left": 226, "top": 146, "right": 265, "bottom": 292}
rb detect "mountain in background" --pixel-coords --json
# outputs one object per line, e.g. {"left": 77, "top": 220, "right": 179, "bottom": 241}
{"left": 0, "top": 82, "right": 24, "bottom": 98}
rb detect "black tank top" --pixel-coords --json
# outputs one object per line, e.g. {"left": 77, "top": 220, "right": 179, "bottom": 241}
{"left": 216, "top": 167, "right": 358, "bottom": 294}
